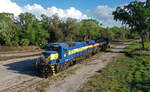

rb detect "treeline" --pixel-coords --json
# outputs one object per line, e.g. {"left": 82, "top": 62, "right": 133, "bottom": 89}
{"left": 0, "top": 13, "right": 135, "bottom": 46}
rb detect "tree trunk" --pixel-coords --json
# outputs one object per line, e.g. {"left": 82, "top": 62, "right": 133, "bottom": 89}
{"left": 145, "top": 31, "right": 150, "bottom": 42}
{"left": 140, "top": 35, "right": 145, "bottom": 49}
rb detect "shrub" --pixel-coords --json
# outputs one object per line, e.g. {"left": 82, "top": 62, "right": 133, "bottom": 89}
{"left": 20, "top": 39, "right": 30, "bottom": 46}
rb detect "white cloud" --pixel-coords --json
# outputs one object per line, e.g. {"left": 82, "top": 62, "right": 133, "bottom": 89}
{"left": 92, "top": 5, "right": 122, "bottom": 27}
{"left": 23, "top": 4, "right": 88, "bottom": 20}
{"left": 0, "top": 0, "right": 88, "bottom": 20}
{"left": 0, "top": 0, "right": 123, "bottom": 27}
{"left": 0, "top": 0, "right": 22, "bottom": 16}
{"left": 23, "top": 4, "right": 47, "bottom": 18}
{"left": 138, "top": 0, "right": 146, "bottom": 2}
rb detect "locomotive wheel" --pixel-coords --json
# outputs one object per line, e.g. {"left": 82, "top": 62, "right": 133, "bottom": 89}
{"left": 73, "top": 60, "right": 76, "bottom": 65}
{"left": 59, "top": 64, "right": 63, "bottom": 71}
{"left": 42, "top": 65, "right": 49, "bottom": 78}
{"left": 66, "top": 62, "right": 69, "bottom": 69}
{"left": 56, "top": 65, "right": 61, "bottom": 73}
{"left": 37, "top": 63, "right": 52, "bottom": 78}
{"left": 39, "top": 65, "right": 48, "bottom": 78}
{"left": 60, "top": 63, "right": 65, "bottom": 71}
{"left": 70, "top": 60, "right": 73, "bottom": 66}
{"left": 63, "top": 63, "right": 66, "bottom": 70}
{"left": 102, "top": 46, "right": 107, "bottom": 51}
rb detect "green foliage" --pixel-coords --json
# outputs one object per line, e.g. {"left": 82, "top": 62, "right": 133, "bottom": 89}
{"left": 122, "top": 42, "right": 150, "bottom": 55}
{"left": 100, "top": 28, "right": 115, "bottom": 40}
{"left": 20, "top": 39, "right": 30, "bottom": 46}
{"left": 81, "top": 42, "right": 150, "bottom": 92}
{"left": 0, "top": 13, "right": 20, "bottom": 46}
{"left": 0, "top": 12, "right": 134, "bottom": 46}
{"left": 113, "top": 1, "right": 150, "bottom": 49}
{"left": 79, "top": 19, "right": 101, "bottom": 40}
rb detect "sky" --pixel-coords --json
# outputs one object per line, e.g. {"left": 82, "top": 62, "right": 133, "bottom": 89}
{"left": 0, "top": 0, "right": 146, "bottom": 27}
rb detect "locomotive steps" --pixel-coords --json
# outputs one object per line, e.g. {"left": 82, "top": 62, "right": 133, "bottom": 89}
{"left": 0, "top": 41, "right": 134, "bottom": 92}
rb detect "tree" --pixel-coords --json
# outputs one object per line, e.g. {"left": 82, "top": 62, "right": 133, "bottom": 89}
{"left": 80, "top": 19, "right": 101, "bottom": 40}
{"left": 146, "top": 0, "right": 150, "bottom": 6}
{"left": 49, "top": 14, "right": 64, "bottom": 42}
{"left": 62, "top": 18, "right": 80, "bottom": 41}
{"left": 145, "top": 17, "right": 150, "bottom": 41}
{"left": 100, "top": 28, "right": 114, "bottom": 40}
{"left": 0, "top": 13, "right": 20, "bottom": 46}
{"left": 18, "top": 12, "right": 37, "bottom": 25}
{"left": 18, "top": 13, "right": 49, "bottom": 46}
{"left": 113, "top": 1, "right": 150, "bottom": 49}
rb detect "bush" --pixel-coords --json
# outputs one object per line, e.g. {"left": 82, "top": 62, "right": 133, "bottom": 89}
{"left": 20, "top": 39, "right": 30, "bottom": 46}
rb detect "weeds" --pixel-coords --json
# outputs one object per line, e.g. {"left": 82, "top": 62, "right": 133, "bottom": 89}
{"left": 80, "top": 42, "right": 150, "bottom": 92}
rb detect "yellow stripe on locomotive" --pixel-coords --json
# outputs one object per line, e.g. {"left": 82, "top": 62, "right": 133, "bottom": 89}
{"left": 51, "top": 53, "right": 59, "bottom": 60}
{"left": 69, "top": 45, "right": 93, "bottom": 56}
{"left": 45, "top": 53, "right": 59, "bottom": 62}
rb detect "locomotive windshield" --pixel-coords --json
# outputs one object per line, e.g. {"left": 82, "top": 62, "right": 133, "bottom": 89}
{"left": 45, "top": 46, "right": 60, "bottom": 51}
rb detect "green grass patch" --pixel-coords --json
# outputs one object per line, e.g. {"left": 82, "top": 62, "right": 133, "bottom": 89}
{"left": 112, "top": 39, "right": 134, "bottom": 42}
{"left": 0, "top": 56, "right": 12, "bottom": 61}
{"left": 122, "top": 42, "right": 150, "bottom": 53}
{"left": 80, "top": 42, "right": 150, "bottom": 92}
{"left": 122, "top": 42, "right": 150, "bottom": 57}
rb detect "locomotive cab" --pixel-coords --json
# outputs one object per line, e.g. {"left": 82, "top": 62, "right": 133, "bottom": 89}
{"left": 42, "top": 45, "right": 60, "bottom": 64}
{"left": 42, "top": 43, "right": 69, "bottom": 65}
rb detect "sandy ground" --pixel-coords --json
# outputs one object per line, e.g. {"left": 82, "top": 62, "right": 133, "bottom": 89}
{"left": 0, "top": 41, "right": 133, "bottom": 92}
{"left": 46, "top": 42, "right": 133, "bottom": 92}
{"left": 0, "top": 56, "right": 42, "bottom": 91}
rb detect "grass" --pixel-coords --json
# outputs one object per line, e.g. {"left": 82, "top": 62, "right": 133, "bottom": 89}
{"left": 0, "top": 56, "right": 13, "bottom": 61}
{"left": 112, "top": 39, "right": 134, "bottom": 42}
{"left": 122, "top": 42, "right": 150, "bottom": 53}
{"left": 122, "top": 42, "right": 150, "bottom": 57}
{"left": 0, "top": 46, "right": 41, "bottom": 52}
{"left": 80, "top": 42, "right": 150, "bottom": 92}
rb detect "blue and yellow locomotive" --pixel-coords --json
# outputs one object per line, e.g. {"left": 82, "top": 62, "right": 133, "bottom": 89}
{"left": 36, "top": 37, "right": 110, "bottom": 78}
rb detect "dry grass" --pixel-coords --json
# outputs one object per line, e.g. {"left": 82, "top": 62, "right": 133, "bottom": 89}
{"left": 0, "top": 56, "right": 13, "bottom": 61}
{"left": 0, "top": 46, "right": 41, "bottom": 52}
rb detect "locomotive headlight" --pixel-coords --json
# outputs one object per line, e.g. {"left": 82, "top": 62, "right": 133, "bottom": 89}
{"left": 45, "top": 55, "right": 51, "bottom": 63}
{"left": 40, "top": 54, "right": 49, "bottom": 64}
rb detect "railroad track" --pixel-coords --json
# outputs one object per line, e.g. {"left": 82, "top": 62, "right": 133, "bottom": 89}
{"left": 0, "top": 53, "right": 42, "bottom": 61}
{"left": 1, "top": 78, "right": 44, "bottom": 92}
{"left": 0, "top": 50, "right": 43, "bottom": 54}
{"left": 0, "top": 54, "right": 43, "bottom": 92}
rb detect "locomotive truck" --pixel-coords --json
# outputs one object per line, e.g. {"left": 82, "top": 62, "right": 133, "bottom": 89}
{"left": 36, "top": 37, "right": 110, "bottom": 78}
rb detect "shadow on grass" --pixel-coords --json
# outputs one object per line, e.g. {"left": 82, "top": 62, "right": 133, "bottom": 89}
{"left": 123, "top": 48, "right": 150, "bottom": 57}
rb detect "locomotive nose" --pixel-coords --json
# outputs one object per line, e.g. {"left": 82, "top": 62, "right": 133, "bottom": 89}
{"left": 42, "top": 51, "right": 58, "bottom": 64}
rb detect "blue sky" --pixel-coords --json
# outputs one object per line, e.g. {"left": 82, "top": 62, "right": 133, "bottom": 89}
{"left": 0, "top": 0, "right": 146, "bottom": 27}
{"left": 12, "top": 0, "right": 134, "bottom": 13}
{"left": 12, "top": 0, "right": 133, "bottom": 9}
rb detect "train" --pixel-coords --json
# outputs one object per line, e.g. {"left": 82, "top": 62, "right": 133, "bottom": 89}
{"left": 36, "top": 37, "right": 110, "bottom": 78}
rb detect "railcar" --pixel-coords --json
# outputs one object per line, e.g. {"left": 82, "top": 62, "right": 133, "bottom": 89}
{"left": 36, "top": 37, "right": 110, "bottom": 78}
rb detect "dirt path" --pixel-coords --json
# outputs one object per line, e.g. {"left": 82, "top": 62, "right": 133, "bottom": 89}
{"left": 46, "top": 41, "right": 133, "bottom": 92}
